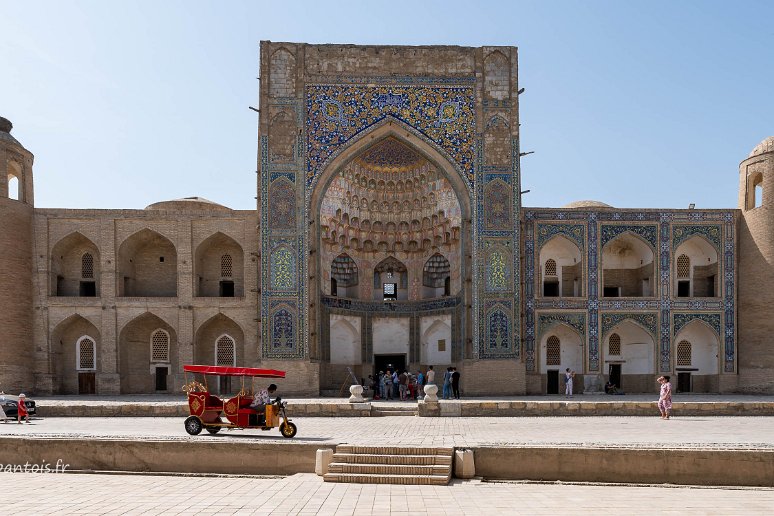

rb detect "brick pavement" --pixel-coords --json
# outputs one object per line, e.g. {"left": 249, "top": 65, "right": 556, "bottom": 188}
{"left": 1, "top": 471, "right": 773, "bottom": 515}
{"left": 2, "top": 415, "right": 774, "bottom": 449}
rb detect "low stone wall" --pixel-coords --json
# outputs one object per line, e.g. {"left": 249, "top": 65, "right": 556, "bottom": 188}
{"left": 0, "top": 436, "right": 332, "bottom": 476}
{"left": 472, "top": 446, "right": 774, "bottom": 487}
{"left": 35, "top": 399, "right": 774, "bottom": 418}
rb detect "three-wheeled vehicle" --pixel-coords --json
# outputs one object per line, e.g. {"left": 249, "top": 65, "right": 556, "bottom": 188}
{"left": 182, "top": 364, "right": 297, "bottom": 438}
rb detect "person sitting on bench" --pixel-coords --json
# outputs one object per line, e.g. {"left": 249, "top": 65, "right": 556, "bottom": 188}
{"left": 249, "top": 384, "right": 277, "bottom": 425}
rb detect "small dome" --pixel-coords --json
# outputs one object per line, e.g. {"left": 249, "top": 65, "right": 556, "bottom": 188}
{"left": 749, "top": 137, "right": 774, "bottom": 158}
{"left": 0, "top": 116, "right": 22, "bottom": 147}
{"left": 145, "top": 197, "right": 232, "bottom": 212}
{"left": 561, "top": 200, "right": 613, "bottom": 209}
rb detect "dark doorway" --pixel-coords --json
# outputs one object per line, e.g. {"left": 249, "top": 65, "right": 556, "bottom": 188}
{"left": 331, "top": 278, "right": 338, "bottom": 296}
{"left": 444, "top": 277, "right": 450, "bottom": 296}
{"left": 603, "top": 287, "right": 620, "bottom": 298}
{"left": 219, "top": 280, "right": 235, "bottom": 297}
{"left": 707, "top": 275, "right": 716, "bottom": 297}
{"left": 155, "top": 367, "right": 168, "bottom": 391}
{"left": 677, "top": 281, "right": 690, "bottom": 297}
{"left": 677, "top": 372, "right": 691, "bottom": 393}
{"left": 374, "top": 354, "right": 406, "bottom": 377}
{"left": 219, "top": 376, "right": 232, "bottom": 395}
{"left": 80, "top": 281, "right": 96, "bottom": 297}
{"left": 543, "top": 280, "right": 559, "bottom": 297}
{"left": 609, "top": 364, "right": 622, "bottom": 391}
{"left": 547, "top": 370, "right": 559, "bottom": 394}
{"left": 56, "top": 275, "right": 65, "bottom": 296}
{"left": 78, "top": 372, "right": 96, "bottom": 394}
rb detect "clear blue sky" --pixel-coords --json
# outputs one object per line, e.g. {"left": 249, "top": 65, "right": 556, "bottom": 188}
{"left": 2, "top": 1, "right": 772, "bottom": 210}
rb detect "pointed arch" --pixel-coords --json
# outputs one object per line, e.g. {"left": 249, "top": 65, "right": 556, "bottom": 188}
{"left": 50, "top": 231, "right": 101, "bottom": 297}
{"left": 484, "top": 50, "right": 510, "bottom": 100}
{"left": 118, "top": 311, "right": 178, "bottom": 394}
{"left": 269, "top": 47, "right": 296, "bottom": 97}
{"left": 601, "top": 231, "right": 655, "bottom": 298}
{"left": 194, "top": 313, "right": 246, "bottom": 366}
{"left": 50, "top": 314, "right": 102, "bottom": 394}
{"left": 117, "top": 228, "right": 177, "bottom": 297}
{"left": 194, "top": 231, "right": 244, "bottom": 297}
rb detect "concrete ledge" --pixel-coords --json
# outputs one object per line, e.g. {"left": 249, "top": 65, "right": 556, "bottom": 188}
{"left": 0, "top": 436, "right": 333, "bottom": 476}
{"left": 37, "top": 402, "right": 372, "bottom": 418}
{"left": 472, "top": 446, "right": 774, "bottom": 487}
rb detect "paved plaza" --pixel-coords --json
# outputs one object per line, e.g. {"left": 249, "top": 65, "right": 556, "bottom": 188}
{"left": 3, "top": 415, "right": 774, "bottom": 449}
{"left": 1, "top": 471, "right": 773, "bottom": 515}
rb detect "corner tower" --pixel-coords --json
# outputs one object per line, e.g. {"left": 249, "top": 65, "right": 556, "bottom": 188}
{"left": 0, "top": 116, "right": 35, "bottom": 393}
{"left": 737, "top": 136, "right": 774, "bottom": 393}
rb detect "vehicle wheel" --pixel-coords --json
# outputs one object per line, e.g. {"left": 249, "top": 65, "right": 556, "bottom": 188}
{"left": 280, "top": 421, "right": 297, "bottom": 438}
{"left": 205, "top": 425, "right": 221, "bottom": 435}
{"left": 184, "top": 416, "right": 203, "bottom": 436}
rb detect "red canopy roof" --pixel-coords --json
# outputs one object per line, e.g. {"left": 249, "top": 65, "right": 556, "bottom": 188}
{"left": 183, "top": 365, "right": 286, "bottom": 378}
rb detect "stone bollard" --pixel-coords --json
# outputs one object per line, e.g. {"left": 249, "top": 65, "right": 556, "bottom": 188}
{"left": 454, "top": 449, "right": 475, "bottom": 478}
{"left": 349, "top": 384, "right": 365, "bottom": 403}
{"left": 315, "top": 448, "right": 334, "bottom": 476}
{"left": 423, "top": 384, "right": 439, "bottom": 402}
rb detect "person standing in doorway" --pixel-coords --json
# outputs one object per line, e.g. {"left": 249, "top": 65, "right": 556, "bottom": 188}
{"left": 442, "top": 367, "right": 453, "bottom": 400}
{"left": 657, "top": 375, "right": 673, "bottom": 419}
{"left": 384, "top": 369, "right": 394, "bottom": 400}
{"left": 451, "top": 367, "right": 461, "bottom": 400}
{"left": 564, "top": 368, "right": 575, "bottom": 398}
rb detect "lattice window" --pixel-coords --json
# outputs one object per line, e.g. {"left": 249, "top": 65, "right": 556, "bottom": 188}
{"left": 677, "top": 340, "right": 692, "bottom": 366}
{"left": 220, "top": 254, "right": 233, "bottom": 278}
{"left": 546, "top": 335, "right": 561, "bottom": 365}
{"left": 151, "top": 329, "right": 170, "bottom": 362}
{"left": 677, "top": 254, "right": 690, "bottom": 278}
{"left": 77, "top": 336, "right": 96, "bottom": 370}
{"left": 216, "top": 335, "right": 236, "bottom": 366}
{"left": 609, "top": 333, "right": 621, "bottom": 355}
{"left": 81, "top": 253, "right": 94, "bottom": 279}
{"left": 544, "top": 259, "right": 557, "bottom": 276}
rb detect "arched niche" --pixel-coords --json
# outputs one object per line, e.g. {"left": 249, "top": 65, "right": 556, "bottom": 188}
{"left": 539, "top": 323, "right": 583, "bottom": 374}
{"left": 50, "top": 232, "right": 101, "bottom": 297}
{"left": 539, "top": 235, "right": 583, "bottom": 298}
{"left": 373, "top": 256, "right": 408, "bottom": 301}
{"left": 194, "top": 314, "right": 246, "bottom": 394}
{"left": 118, "top": 312, "right": 178, "bottom": 394}
{"left": 674, "top": 320, "right": 720, "bottom": 392}
{"left": 602, "top": 233, "right": 655, "bottom": 298}
{"left": 50, "top": 314, "right": 101, "bottom": 394}
{"left": 603, "top": 320, "right": 655, "bottom": 393}
{"left": 194, "top": 232, "right": 244, "bottom": 298}
{"left": 329, "top": 253, "right": 359, "bottom": 299}
{"left": 329, "top": 315, "right": 362, "bottom": 364}
{"left": 674, "top": 236, "right": 719, "bottom": 298}
{"left": 422, "top": 253, "right": 451, "bottom": 299}
{"left": 420, "top": 316, "right": 451, "bottom": 365}
{"left": 117, "top": 229, "right": 177, "bottom": 297}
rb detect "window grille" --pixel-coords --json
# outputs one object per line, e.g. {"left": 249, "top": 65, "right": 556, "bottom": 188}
{"left": 221, "top": 254, "right": 233, "bottom": 278}
{"left": 677, "top": 254, "right": 690, "bottom": 278}
{"left": 151, "top": 329, "right": 170, "bottom": 362}
{"left": 544, "top": 259, "right": 557, "bottom": 276}
{"left": 82, "top": 253, "right": 94, "bottom": 279}
{"left": 609, "top": 333, "right": 621, "bottom": 355}
{"left": 216, "top": 335, "right": 236, "bottom": 366}
{"left": 677, "top": 340, "right": 692, "bottom": 366}
{"left": 546, "top": 335, "right": 561, "bottom": 365}
{"left": 78, "top": 337, "right": 96, "bottom": 370}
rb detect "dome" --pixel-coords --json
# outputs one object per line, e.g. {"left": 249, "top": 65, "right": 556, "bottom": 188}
{"left": 748, "top": 137, "right": 774, "bottom": 158}
{"left": 561, "top": 200, "right": 613, "bottom": 209}
{"left": 144, "top": 197, "right": 232, "bottom": 212}
{"left": 0, "top": 116, "right": 23, "bottom": 147}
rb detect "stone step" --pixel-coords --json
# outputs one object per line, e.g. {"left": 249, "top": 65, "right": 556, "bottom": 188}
{"left": 332, "top": 453, "right": 452, "bottom": 466}
{"left": 336, "top": 445, "right": 454, "bottom": 456}
{"left": 372, "top": 409, "right": 417, "bottom": 416}
{"left": 323, "top": 472, "right": 451, "bottom": 485}
{"left": 328, "top": 463, "right": 450, "bottom": 476}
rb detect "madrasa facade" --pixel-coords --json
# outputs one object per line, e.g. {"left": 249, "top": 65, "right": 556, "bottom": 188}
{"left": 1, "top": 42, "right": 773, "bottom": 396}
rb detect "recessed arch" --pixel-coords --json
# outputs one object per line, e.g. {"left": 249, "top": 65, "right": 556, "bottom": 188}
{"left": 50, "top": 314, "right": 101, "bottom": 394}
{"left": 118, "top": 311, "right": 178, "bottom": 394}
{"left": 117, "top": 228, "right": 177, "bottom": 297}
{"left": 674, "top": 319, "right": 720, "bottom": 382}
{"left": 674, "top": 235, "right": 719, "bottom": 298}
{"left": 539, "top": 234, "right": 583, "bottom": 298}
{"left": 50, "top": 231, "right": 101, "bottom": 297}
{"left": 194, "top": 313, "right": 246, "bottom": 368}
{"left": 538, "top": 322, "right": 583, "bottom": 374}
{"left": 194, "top": 231, "right": 244, "bottom": 297}
{"left": 601, "top": 232, "right": 655, "bottom": 298}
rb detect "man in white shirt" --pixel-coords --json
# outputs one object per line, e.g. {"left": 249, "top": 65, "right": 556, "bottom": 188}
{"left": 426, "top": 366, "right": 435, "bottom": 385}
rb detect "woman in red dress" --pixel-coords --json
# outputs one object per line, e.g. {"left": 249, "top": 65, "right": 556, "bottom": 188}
{"left": 17, "top": 393, "right": 29, "bottom": 424}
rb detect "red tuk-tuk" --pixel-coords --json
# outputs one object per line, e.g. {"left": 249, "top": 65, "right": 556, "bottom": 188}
{"left": 182, "top": 364, "right": 297, "bottom": 438}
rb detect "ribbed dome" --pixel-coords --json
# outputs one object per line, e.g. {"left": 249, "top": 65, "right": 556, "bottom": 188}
{"left": 145, "top": 197, "right": 231, "bottom": 212}
{"left": 749, "top": 137, "right": 774, "bottom": 158}
{"left": 561, "top": 200, "right": 613, "bottom": 209}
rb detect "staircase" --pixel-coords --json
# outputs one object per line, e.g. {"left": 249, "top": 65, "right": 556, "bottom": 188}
{"left": 324, "top": 445, "right": 453, "bottom": 485}
{"left": 370, "top": 404, "right": 418, "bottom": 417}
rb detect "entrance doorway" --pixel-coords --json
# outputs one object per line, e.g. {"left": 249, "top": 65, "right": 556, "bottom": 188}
{"left": 374, "top": 354, "right": 406, "bottom": 377}
{"left": 546, "top": 370, "right": 559, "bottom": 394}
{"left": 677, "top": 372, "right": 691, "bottom": 393}
{"left": 78, "top": 372, "right": 96, "bottom": 394}
{"left": 155, "top": 367, "right": 168, "bottom": 391}
{"left": 609, "top": 364, "right": 622, "bottom": 391}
